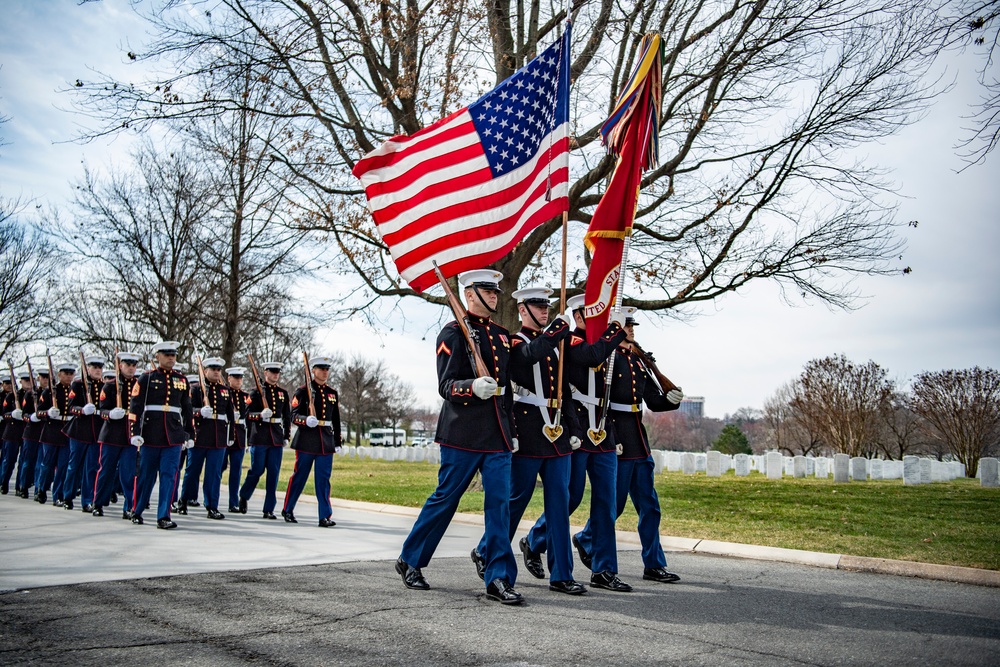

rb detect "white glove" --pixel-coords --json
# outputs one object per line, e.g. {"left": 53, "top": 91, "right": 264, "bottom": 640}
{"left": 511, "top": 437, "right": 519, "bottom": 453}
{"left": 30, "top": 413, "right": 41, "bottom": 422}
{"left": 131, "top": 435, "right": 144, "bottom": 447}
{"left": 200, "top": 405, "right": 214, "bottom": 419}
{"left": 556, "top": 313, "right": 573, "bottom": 328}
{"left": 610, "top": 311, "right": 626, "bottom": 326}
{"left": 472, "top": 376, "right": 498, "bottom": 400}
{"left": 184, "top": 439, "right": 195, "bottom": 450}
{"left": 260, "top": 408, "right": 273, "bottom": 420}
{"left": 82, "top": 403, "right": 97, "bottom": 416}
{"left": 11, "top": 408, "right": 22, "bottom": 420}
{"left": 666, "top": 388, "right": 684, "bottom": 404}
{"left": 109, "top": 407, "right": 126, "bottom": 420}
{"left": 306, "top": 415, "right": 319, "bottom": 428}
{"left": 48, "top": 406, "right": 61, "bottom": 419}
{"left": 570, "top": 435, "right": 582, "bottom": 450}
{"left": 616, "top": 443, "right": 623, "bottom": 455}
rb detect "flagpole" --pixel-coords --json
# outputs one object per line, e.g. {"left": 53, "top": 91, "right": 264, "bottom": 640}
{"left": 595, "top": 229, "right": 631, "bottom": 448}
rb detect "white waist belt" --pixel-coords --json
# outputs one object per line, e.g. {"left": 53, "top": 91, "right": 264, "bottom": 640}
{"left": 609, "top": 401, "right": 641, "bottom": 413}
{"left": 513, "top": 393, "right": 559, "bottom": 408}
{"left": 202, "top": 414, "right": 228, "bottom": 423}
{"left": 145, "top": 405, "right": 182, "bottom": 414}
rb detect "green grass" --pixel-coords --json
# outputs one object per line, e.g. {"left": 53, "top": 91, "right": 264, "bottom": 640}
{"left": 263, "top": 457, "right": 1000, "bottom": 570}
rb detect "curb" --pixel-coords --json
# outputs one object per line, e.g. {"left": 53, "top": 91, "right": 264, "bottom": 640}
{"left": 330, "top": 497, "right": 1000, "bottom": 588}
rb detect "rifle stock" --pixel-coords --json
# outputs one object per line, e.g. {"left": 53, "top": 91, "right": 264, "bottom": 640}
{"left": 247, "top": 353, "right": 270, "bottom": 411}
{"left": 632, "top": 342, "right": 679, "bottom": 393}
{"left": 432, "top": 263, "right": 491, "bottom": 378}
{"left": 302, "top": 352, "right": 315, "bottom": 417}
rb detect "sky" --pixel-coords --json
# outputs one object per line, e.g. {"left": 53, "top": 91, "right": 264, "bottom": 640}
{"left": 1, "top": 1, "right": 998, "bottom": 418}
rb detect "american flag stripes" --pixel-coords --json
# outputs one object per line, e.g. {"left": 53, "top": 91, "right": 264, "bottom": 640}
{"left": 353, "top": 29, "right": 571, "bottom": 292}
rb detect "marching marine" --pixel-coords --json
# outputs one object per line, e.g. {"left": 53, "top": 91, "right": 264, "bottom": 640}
{"left": 36, "top": 362, "right": 77, "bottom": 506}
{"left": 129, "top": 341, "right": 194, "bottom": 529}
{"left": 181, "top": 356, "right": 235, "bottom": 520}
{"left": 61, "top": 356, "right": 105, "bottom": 511}
{"left": 223, "top": 366, "right": 251, "bottom": 514}
{"left": 238, "top": 361, "right": 290, "bottom": 519}
{"left": 19, "top": 368, "right": 48, "bottom": 500}
{"left": 1, "top": 371, "right": 30, "bottom": 495}
{"left": 91, "top": 352, "right": 141, "bottom": 518}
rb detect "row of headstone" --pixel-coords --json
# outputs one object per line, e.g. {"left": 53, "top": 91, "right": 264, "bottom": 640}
{"left": 339, "top": 444, "right": 442, "bottom": 465}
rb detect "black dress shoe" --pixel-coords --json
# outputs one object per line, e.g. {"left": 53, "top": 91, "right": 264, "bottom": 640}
{"left": 549, "top": 580, "right": 587, "bottom": 595}
{"left": 110, "top": 492, "right": 118, "bottom": 504}
{"left": 53, "top": 499, "right": 63, "bottom": 507}
{"left": 590, "top": 571, "right": 633, "bottom": 592}
{"left": 519, "top": 537, "right": 545, "bottom": 579}
{"left": 318, "top": 517, "right": 336, "bottom": 527}
{"left": 122, "top": 510, "right": 131, "bottom": 520}
{"left": 82, "top": 504, "right": 93, "bottom": 513}
{"left": 281, "top": 510, "right": 297, "bottom": 523}
{"left": 395, "top": 557, "right": 429, "bottom": 590}
{"left": 1, "top": 485, "right": 8, "bottom": 495}
{"left": 157, "top": 518, "right": 178, "bottom": 530}
{"left": 572, "top": 534, "right": 592, "bottom": 570}
{"left": 471, "top": 548, "right": 486, "bottom": 581}
{"left": 485, "top": 578, "right": 524, "bottom": 605}
{"left": 63, "top": 499, "right": 74, "bottom": 510}
{"left": 92, "top": 506, "right": 104, "bottom": 517}
{"left": 207, "top": 509, "right": 225, "bottom": 520}
{"left": 188, "top": 500, "right": 200, "bottom": 507}
{"left": 131, "top": 515, "right": 144, "bottom": 525}
{"left": 176, "top": 499, "right": 188, "bottom": 515}
{"left": 238, "top": 498, "right": 248, "bottom": 514}
{"left": 643, "top": 567, "right": 681, "bottom": 583}
{"left": 263, "top": 511, "right": 277, "bottom": 520}
{"left": 228, "top": 506, "right": 240, "bottom": 513}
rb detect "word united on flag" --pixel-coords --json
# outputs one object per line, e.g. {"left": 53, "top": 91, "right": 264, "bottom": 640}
{"left": 352, "top": 29, "right": 571, "bottom": 292}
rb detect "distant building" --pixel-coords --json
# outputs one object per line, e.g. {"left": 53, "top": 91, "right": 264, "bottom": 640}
{"left": 679, "top": 396, "right": 704, "bottom": 418}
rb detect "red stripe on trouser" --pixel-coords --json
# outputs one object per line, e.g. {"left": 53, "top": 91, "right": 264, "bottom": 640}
{"left": 167, "top": 451, "right": 181, "bottom": 519}
{"left": 92, "top": 443, "right": 104, "bottom": 504}
{"left": 282, "top": 451, "right": 300, "bottom": 512}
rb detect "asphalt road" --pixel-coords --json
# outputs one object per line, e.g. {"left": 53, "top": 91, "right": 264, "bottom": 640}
{"left": 1, "top": 492, "right": 998, "bottom": 666}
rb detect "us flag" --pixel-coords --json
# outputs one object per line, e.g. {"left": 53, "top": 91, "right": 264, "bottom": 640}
{"left": 352, "top": 28, "right": 571, "bottom": 292}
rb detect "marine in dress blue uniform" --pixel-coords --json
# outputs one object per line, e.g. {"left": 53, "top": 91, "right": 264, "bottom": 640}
{"left": 182, "top": 357, "right": 236, "bottom": 520}
{"left": 471, "top": 287, "right": 579, "bottom": 594}
{"left": 91, "top": 353, "right": 141, "bottom": 519}
{"left": 238, "top": 361, "right": 290, "bottom": 518}
{"left": 575, "top": 307, "right": 685, "bottom": 584}
{"left": 1, "top": 372, "right": 30, "bottom": 495}
{"left": 19, "top": 370, "right": 48, "bottom": 499}
{"left": 36, "top": 363, "right": 77, "bottom": 506}
{"left": 397, "top": 270, "right": 541, "bottom": 606}
{"left": 129, "top": 341, "right": 194, "bottom": 529}
{"left": 223, "top": 367, "right": 251, "bottom": 513}
{"left": 281, "top": 356, "right": 342, "bottom": 526}
{"left": 525, "top": 294, "right": 635, "bottom": 592}
{"left": 60, "top": 356, "right": 105, "bottom": 511}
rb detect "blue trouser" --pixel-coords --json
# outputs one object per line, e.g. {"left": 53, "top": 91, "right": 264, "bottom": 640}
{"left": 282, "top": 450, "right": 333, "bottom": 520}
{"left": 61, "top": 438, "right": 92, "bottom": 503}
{"left": 134, "top": 445, "right": 182, "bottom": 520}
{"left": 38, "top": 444, "right": 70, "bottom": 499}
{"left": 577, "top": 455, "right": 667, "bottom": 570}
{"left": 82, "top": 441, "right": 102, "bottom": 506}
{"left": 402, "top": 446, "right": 517, "bottom": 588}
{"left": 18, "top": 439, "right": 40, "bottom": 492}
{"left": 528, "top": 449, "right": 619, "bottom": 575}
{"left": 1, "top": 439, "right": 21, "bottom": 489}
{"left": 183, "top": 447, "right": 226, "bottom": 511}
{"left": 239, "top": 445, "right": 283, "bottom": 513}
{"left": 477, "top": 454, "right": 573, "bottom": 582}
{"left": 94, "top": 443, "right": 137, "bottom": 512}
{"left": 224, "top": 448, "right": 245, "bottom": 508}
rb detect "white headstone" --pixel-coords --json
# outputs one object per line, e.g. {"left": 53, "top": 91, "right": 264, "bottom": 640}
{"left": 414, "top": 447, "right": 426, "bottom": 462}
{"left": 784, "top": 457, "right": 795, "bottom": 476}
{"left": 903, "top": 456, "right": 921, "bottom": 485}
{"left": 695, "top": 454, "right": 707, "bottom": 473}
{"left": 931, "top": 460, "right": 948, "bottom": 482}
{"left": 980, "top": 457, "right": 999, "bottom": 488}
{"left": 652, "top": 450, "right": 666, "bottom": 475}
{"left": 869, "top": 459, "right": 883, "bottom": 480}
{"left": 833, "top": 454, "right": 850, "bottom": 483}
{"left": 766, "top": 452, "right": 783, "bottom": 479}
{"left": 850, "top": 457, "right": 868, "bottom": 481}
{"left": 793, "top": 456, "right": 807, "bottom": 478}
{"left": 682, "top": 453, "right": 696, "bottom": 475}
{"left": 734, "top": 453, "right": 751, "bottom": 476}
{"left": 814, "top": 458, "right": 829, "bottom": 479}
{"left": 919, "top": 458, "right": 932, "bottom": 484}
{"left": 666, "top": 451, "right": 681, "bottom": 472}
{"left": 806, "top": 457, "right": 815, "bottom": 476}
{"left": 706, "top": 451, "right": 722, "bottom": 477}
{"left": 405, "top": 446, "right": 416, "bottom": 462}
{"left": 721, "top": 454, "right": 732, "bottom": 473}
{"left": 882, "top": 460, "right": 901, "bottom": 480}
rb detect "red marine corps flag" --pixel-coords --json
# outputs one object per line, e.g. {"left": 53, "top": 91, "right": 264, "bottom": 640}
{"left": 583, "top": 33, "right": 664, "bottom": 342}
{"left": 352, "top": 28, "right": 572, "bottom": 292}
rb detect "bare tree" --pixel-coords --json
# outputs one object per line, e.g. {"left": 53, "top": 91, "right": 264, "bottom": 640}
{"left": 878, "top": 390, "right": 928, "bottom": 459}
{"left": 0, "top": 206, "right": 60, "bottom": 357}
{"left": 947, "top": 1, "right": 1000, "bottom": 165}
{"left": 910, "top": 366, "right": 1000, "bottom": 476}
{"left": 376, "top": 374, "right": 416, "bottom": 445}
{"left": 68, "top": 0, "right": 951, "bottom": 330}
{"left": 762, "top": 381, "right": 825, "bottom": 456}
{"left": 791, "top": 354, "right": 894, "bottom": 457}
{"left": 332, "top": 354, "right": 387, "bottom": 445}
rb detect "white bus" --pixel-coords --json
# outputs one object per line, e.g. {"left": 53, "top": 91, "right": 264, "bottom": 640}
{"left": 367, "top": 428, "right": 407, "bottom": 446}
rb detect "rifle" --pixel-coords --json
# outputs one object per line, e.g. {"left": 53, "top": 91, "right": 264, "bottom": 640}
{"left": 24, "top": 348, "right": 37, "bottom": 396}
{"left": 194, "top": 349, "right": 211, "bottom": 410}
{"left": 6, "top": 357, "right": 16, "bottom": 410}
{"left": 247, "top": 353, "right": 270, "bottom": 411}
{"left": 46, "top": 348, "right": 58, "bottom": 414}
{"left": 302, "top": 351, "right": 316, "bottom": 418}
{"left": 631, "top": 341, "right": 679, "bottom": 394}
{"left": 114, "top": 348, "right": 123, "bottom": 410}
{"left": 432, "top": 262, "right": 491, "bottom": 378}
{"left": 78, "top": 350, "right": 93, "bottom": 406}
